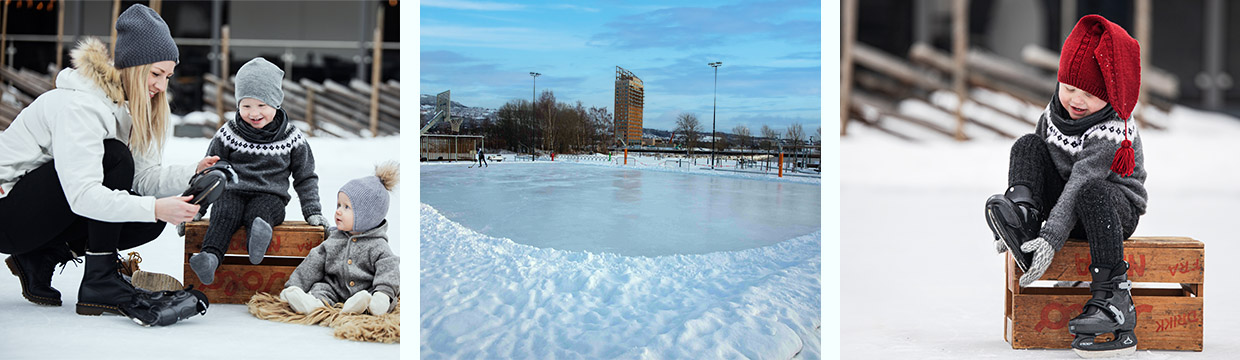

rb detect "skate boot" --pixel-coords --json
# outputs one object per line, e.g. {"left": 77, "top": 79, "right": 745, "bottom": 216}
{"left": 985, "top": 185, "right": 1043, "bottom": 271}
{"left": 1069, "top": 262, "right": 1137, "bottom": 358}
{"left": 120, "top": 285, "right": 209, "bottom": 327}
{"left": 182, "top": 160, "right": 235, "bottom": 207}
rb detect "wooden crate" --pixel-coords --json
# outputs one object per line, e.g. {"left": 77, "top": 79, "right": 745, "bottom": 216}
{"left": 1004, "top": 236, "right": 1204, "bottom": 351}
{"left": 183, "top": 220, "right": 326, "bottom": 304}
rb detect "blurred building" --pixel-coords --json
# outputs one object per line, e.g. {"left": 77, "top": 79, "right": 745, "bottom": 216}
{"left": 855, "top": 0, "right": 1240, "bottom": 115}
{"left": 614, "top": 66, "right": 644, "bottom": 146}
{"left": 0, "top": 0, "right": 399, "bottom": 115}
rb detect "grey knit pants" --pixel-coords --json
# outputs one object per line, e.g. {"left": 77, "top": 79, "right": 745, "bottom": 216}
{"left": 1009, "top": 134, "right": 1139, "bottom": 267}
{"left": 200, "top": 190, "right": 285, "bottom": 259}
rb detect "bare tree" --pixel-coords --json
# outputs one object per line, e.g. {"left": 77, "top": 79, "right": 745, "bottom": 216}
{"left": 675, "top": 112, "right": 701, "bottom": 157}
{"left": 760, "top": 124, "right": 777, "bottom": 149}
{"left": 732, "top": 125, "right": 751, "bottom": 150}
{"left": 786, "top": 123, "right": 805, "bottom": 149}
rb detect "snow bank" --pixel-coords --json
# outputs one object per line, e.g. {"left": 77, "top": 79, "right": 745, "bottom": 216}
{"left": 420, "top": 204, "right": 821, "bottom": 359}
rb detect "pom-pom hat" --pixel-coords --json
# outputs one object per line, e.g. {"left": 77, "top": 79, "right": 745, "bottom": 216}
{"left": 1058, "top": 14, "right": 1141, "bottom": 177}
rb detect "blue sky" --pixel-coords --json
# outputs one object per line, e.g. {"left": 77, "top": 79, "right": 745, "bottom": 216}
{"left": 420, "top": 0, "right": 821, "bottom": 134}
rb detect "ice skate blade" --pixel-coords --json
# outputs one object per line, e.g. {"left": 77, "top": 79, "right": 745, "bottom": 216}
{"left": 1072, "top": 345, "right": 1135, "bottom": 358}
{"left": 985, "top": 206, "right": 1030, "bottom": 272}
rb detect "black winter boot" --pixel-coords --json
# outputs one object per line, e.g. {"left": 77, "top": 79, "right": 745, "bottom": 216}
{"left": 5, "top": 242, "right": 80, "bottom": 306}
{"left": 1069, "top": 261, "right": 1138, "bottom": 357}
{"left": 76, "top": 253, "right": 137, "bottom": 316}
{"left": 985, "top": 185, "right": 1043, "bottom": 271}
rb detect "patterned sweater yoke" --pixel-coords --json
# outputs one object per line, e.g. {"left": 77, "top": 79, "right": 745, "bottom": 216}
{"left": 1035, "top": 104, "right": 1148, "bottom": 252}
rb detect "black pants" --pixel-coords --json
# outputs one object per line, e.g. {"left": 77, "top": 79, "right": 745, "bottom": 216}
{"left": 200, "top": 190, "right": 285, "bottom": 259}
{"left": 0, "top": 139, "right": 165, "bottom": 256}
{"left": 1009, "top": 134, "right": 1139, "bottom": 266}
{"left": 478, "top": 154, "right": 487, "bottom": 167}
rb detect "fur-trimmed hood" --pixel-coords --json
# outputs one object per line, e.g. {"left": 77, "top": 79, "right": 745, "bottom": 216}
{"left": 64, "top": 37, "right": 124, "bottom": 104}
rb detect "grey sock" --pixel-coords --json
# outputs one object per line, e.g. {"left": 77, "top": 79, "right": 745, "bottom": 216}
{"left": 188, "top": 252, "right": 219, "bottom": 285}
{"left": 248, "top": 218, "right": 273, "bottom": 265}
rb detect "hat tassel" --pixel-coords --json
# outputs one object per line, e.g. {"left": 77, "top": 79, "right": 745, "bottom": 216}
{"left": 1111, "top": 137, "right": 1135, "bottom": 177}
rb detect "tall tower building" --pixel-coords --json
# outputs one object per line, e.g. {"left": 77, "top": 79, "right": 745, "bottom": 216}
{"left": 614, "top": 66, "right": 644, "bottom": 146}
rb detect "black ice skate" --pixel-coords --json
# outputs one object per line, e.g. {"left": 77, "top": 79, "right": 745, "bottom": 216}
{"left": 985, "top": 185, "right": 1042, "bottom": 271}
{"left": 1069, "top": 262, "right": 1137, "bottom": 358}
{"left": 121, "top": 286, "right": 210, "bottom": 327}
{"left": 182, "top": 161, "right": 236, "bottom": 207}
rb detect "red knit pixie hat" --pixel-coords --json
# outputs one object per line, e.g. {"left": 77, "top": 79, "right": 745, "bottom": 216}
{"left": 1059, "top": 14, "right": 1141, "bottom": 120}
{"left": 1059, "top": 14, "right": 1142, "bottom": 177}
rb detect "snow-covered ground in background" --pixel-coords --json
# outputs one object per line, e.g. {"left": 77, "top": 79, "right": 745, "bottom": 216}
{"left": 420, "top": 160, "right": 822, "bottom": 359}
{"left": 843, "top": 101, "right": 1240, "bottom": 358}
{"left": 0, "top": 136, "right": 401, "bottom": 359}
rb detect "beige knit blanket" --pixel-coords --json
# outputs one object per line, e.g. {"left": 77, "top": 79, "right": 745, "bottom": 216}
{"left": 246, "top": 292, "right": 400, "bottom": 344}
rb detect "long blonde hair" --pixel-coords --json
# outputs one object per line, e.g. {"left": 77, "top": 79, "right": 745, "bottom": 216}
{"left": 119, "top": 63, "right": 170, "bottom": 155}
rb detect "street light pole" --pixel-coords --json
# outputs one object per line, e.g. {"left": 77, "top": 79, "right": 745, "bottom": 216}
{"left": 709, "top": 61, "right": 722, "bottom": 169}
{"left": 530, "top": 71, "right": 540, "bottom": 160}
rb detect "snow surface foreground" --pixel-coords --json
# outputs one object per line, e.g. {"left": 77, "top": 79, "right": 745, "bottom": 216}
{"left": 0, "top": 136, "right": 400, "bottom": 359}
{"left": 420, "top": 204, "right": 822, "bottom": 359}
{"left": 843, "top": 105, "right": 1240, "bottom": 359}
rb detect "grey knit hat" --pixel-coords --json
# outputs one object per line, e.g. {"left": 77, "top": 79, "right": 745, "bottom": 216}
{"left": 340, "top": 176, "right": 390, "bottom": 233}
{"left": 114, "top": 4, "right": 178, "bottom": 69}
{"left": 235, "top": 57, "right": 285, "bottom": 109}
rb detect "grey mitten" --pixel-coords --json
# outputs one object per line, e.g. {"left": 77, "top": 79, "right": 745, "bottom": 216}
{"left": 176, "top": 212, "right": 205, "bottom": 237}
{"left": 306, "top": 214, "right": 327, "bottom": 227}
{"left": 1018, "top": 237, "right": 1055, "bottom": 287}
{"left": 994, "top": 239, "right": 1008, "bottom": 254}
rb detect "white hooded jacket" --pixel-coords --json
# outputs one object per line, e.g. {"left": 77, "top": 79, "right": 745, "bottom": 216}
{"left": 0, "top": 38, "right": 192, "bottom": 222}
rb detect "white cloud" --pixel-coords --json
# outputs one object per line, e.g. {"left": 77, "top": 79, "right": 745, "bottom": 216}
{"left": 422, "top": 25, "right": 588, "bottom": 50}
{"left": 421, "top": 0, "right": 526, "bottom": 11}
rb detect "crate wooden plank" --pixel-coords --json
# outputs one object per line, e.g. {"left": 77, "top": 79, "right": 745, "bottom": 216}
{"left": 184, "top": 220, "right": 325, "bottom": 257}
{"left": 183, "top": 258, "right": 299, "bottom": 304}
{"left": 1013, "top": 237, "right": 1204, "bottom": 284}
{"left": 1007, "top": 294, "right": 1202, "bottom": 351}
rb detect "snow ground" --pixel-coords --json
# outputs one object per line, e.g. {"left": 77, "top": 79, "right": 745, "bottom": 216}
{"left": 843, "top": 103, "right": 1240, "bottom": 359}
{"left": 420, "top": 159, "right": 822, "bottom": 359}
{"left": 0, "top": 136, "right": 401, "bottom": 359}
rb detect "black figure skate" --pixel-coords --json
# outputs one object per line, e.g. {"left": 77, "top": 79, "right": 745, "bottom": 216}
{"left": 985, "top": 185, "right": 1042, "bottom": 271}
{"left": 121, "top": 286, "right": 210, "bottom": 327}
{"left": 1069, "top": 262, "right": 1137, "bottom": 358}
{"left": 182, "top": 161, "right": 236, "bottom": 207}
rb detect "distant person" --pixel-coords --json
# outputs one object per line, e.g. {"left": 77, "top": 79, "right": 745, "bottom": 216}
{"left": 477, "top": 145, "right": 488, "bottom": 168}
{"left": 188, "top": 57, "right": 325, "bottom": 285}
{"left": 983, "top": 15, "right": 1145, "bottom": 356}
{"left": 0, "top": 4, "right": 209, "bottom": 326}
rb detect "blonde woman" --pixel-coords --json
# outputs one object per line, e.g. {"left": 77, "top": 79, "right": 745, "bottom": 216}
{"left": 0, "top": 5, "right": 211, "bottom": 324}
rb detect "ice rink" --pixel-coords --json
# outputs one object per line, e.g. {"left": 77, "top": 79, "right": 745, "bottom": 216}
{"left": 421, "top": 162, "right": 821, "bottom": 256}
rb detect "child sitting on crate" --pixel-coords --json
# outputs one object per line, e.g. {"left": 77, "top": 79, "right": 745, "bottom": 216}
{"left": 280, "top": 163, "right": 399, "bottom": 315}
{"left": 984, "top": 15, "right": 1146, "bottom": 354}
{"left": 187, "top": 57, "right": 325, "bottom": 285}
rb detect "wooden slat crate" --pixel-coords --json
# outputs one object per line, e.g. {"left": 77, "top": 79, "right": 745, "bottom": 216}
{"left": 183, "top": 220, "right": 326, "bottom": 304}
{"left": 1004, "top": 236, "right": 1204, "bottom": 351}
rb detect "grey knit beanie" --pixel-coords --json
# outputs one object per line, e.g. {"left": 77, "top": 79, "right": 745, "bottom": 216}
{"left": 340, "top": 176, "right": 389, "bottom": 233}
{"left": 235, "top": 57, "right": 285, "bottom": 109}
{"left": 114, "top": 4, "right": 178, "bottom": 69}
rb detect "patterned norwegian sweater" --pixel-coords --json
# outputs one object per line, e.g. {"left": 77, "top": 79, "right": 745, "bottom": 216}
{"left": 1035, "top": 101, "right": 1147, "bottom": 252}
{"left": 205, "top": 110, "right": 321, "bottom": 219}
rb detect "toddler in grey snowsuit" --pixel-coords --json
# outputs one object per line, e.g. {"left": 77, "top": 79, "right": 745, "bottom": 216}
{"left": 281, "top": 162, "right": 399, "bottom": 315}
{"left": 188, "top": 58, "right": 325, "bottom": 285}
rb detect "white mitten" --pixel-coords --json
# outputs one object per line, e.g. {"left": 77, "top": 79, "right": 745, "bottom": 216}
{"left": 1018, "top": 237, "right": 1055, "bottom": 287}
{"left": 281, "top": 286, "right": 326, "bottom": 314}
{"left": 368, "top": 292, "right": 392, "bottom": 315}
{"left": 341, "top": 290, "right": 372, "bottom": 314}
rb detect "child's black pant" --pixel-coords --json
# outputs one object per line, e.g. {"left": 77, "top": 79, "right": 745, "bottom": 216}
{"left": 1009, "top": 134, "right": 1139, "bottom": 267}
{"left": 0, "top": 139, "right": 165, "bottom": 256}
{"left": 200, "top": 190, "right": 285, "bottom": 259}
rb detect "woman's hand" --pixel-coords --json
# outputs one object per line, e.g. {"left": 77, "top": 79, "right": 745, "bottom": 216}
{"left": 196, "top": 156, "right": 220, "bottom": 173}
{"left": 155, "top": 195, "right": 200, "bottom": 224}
